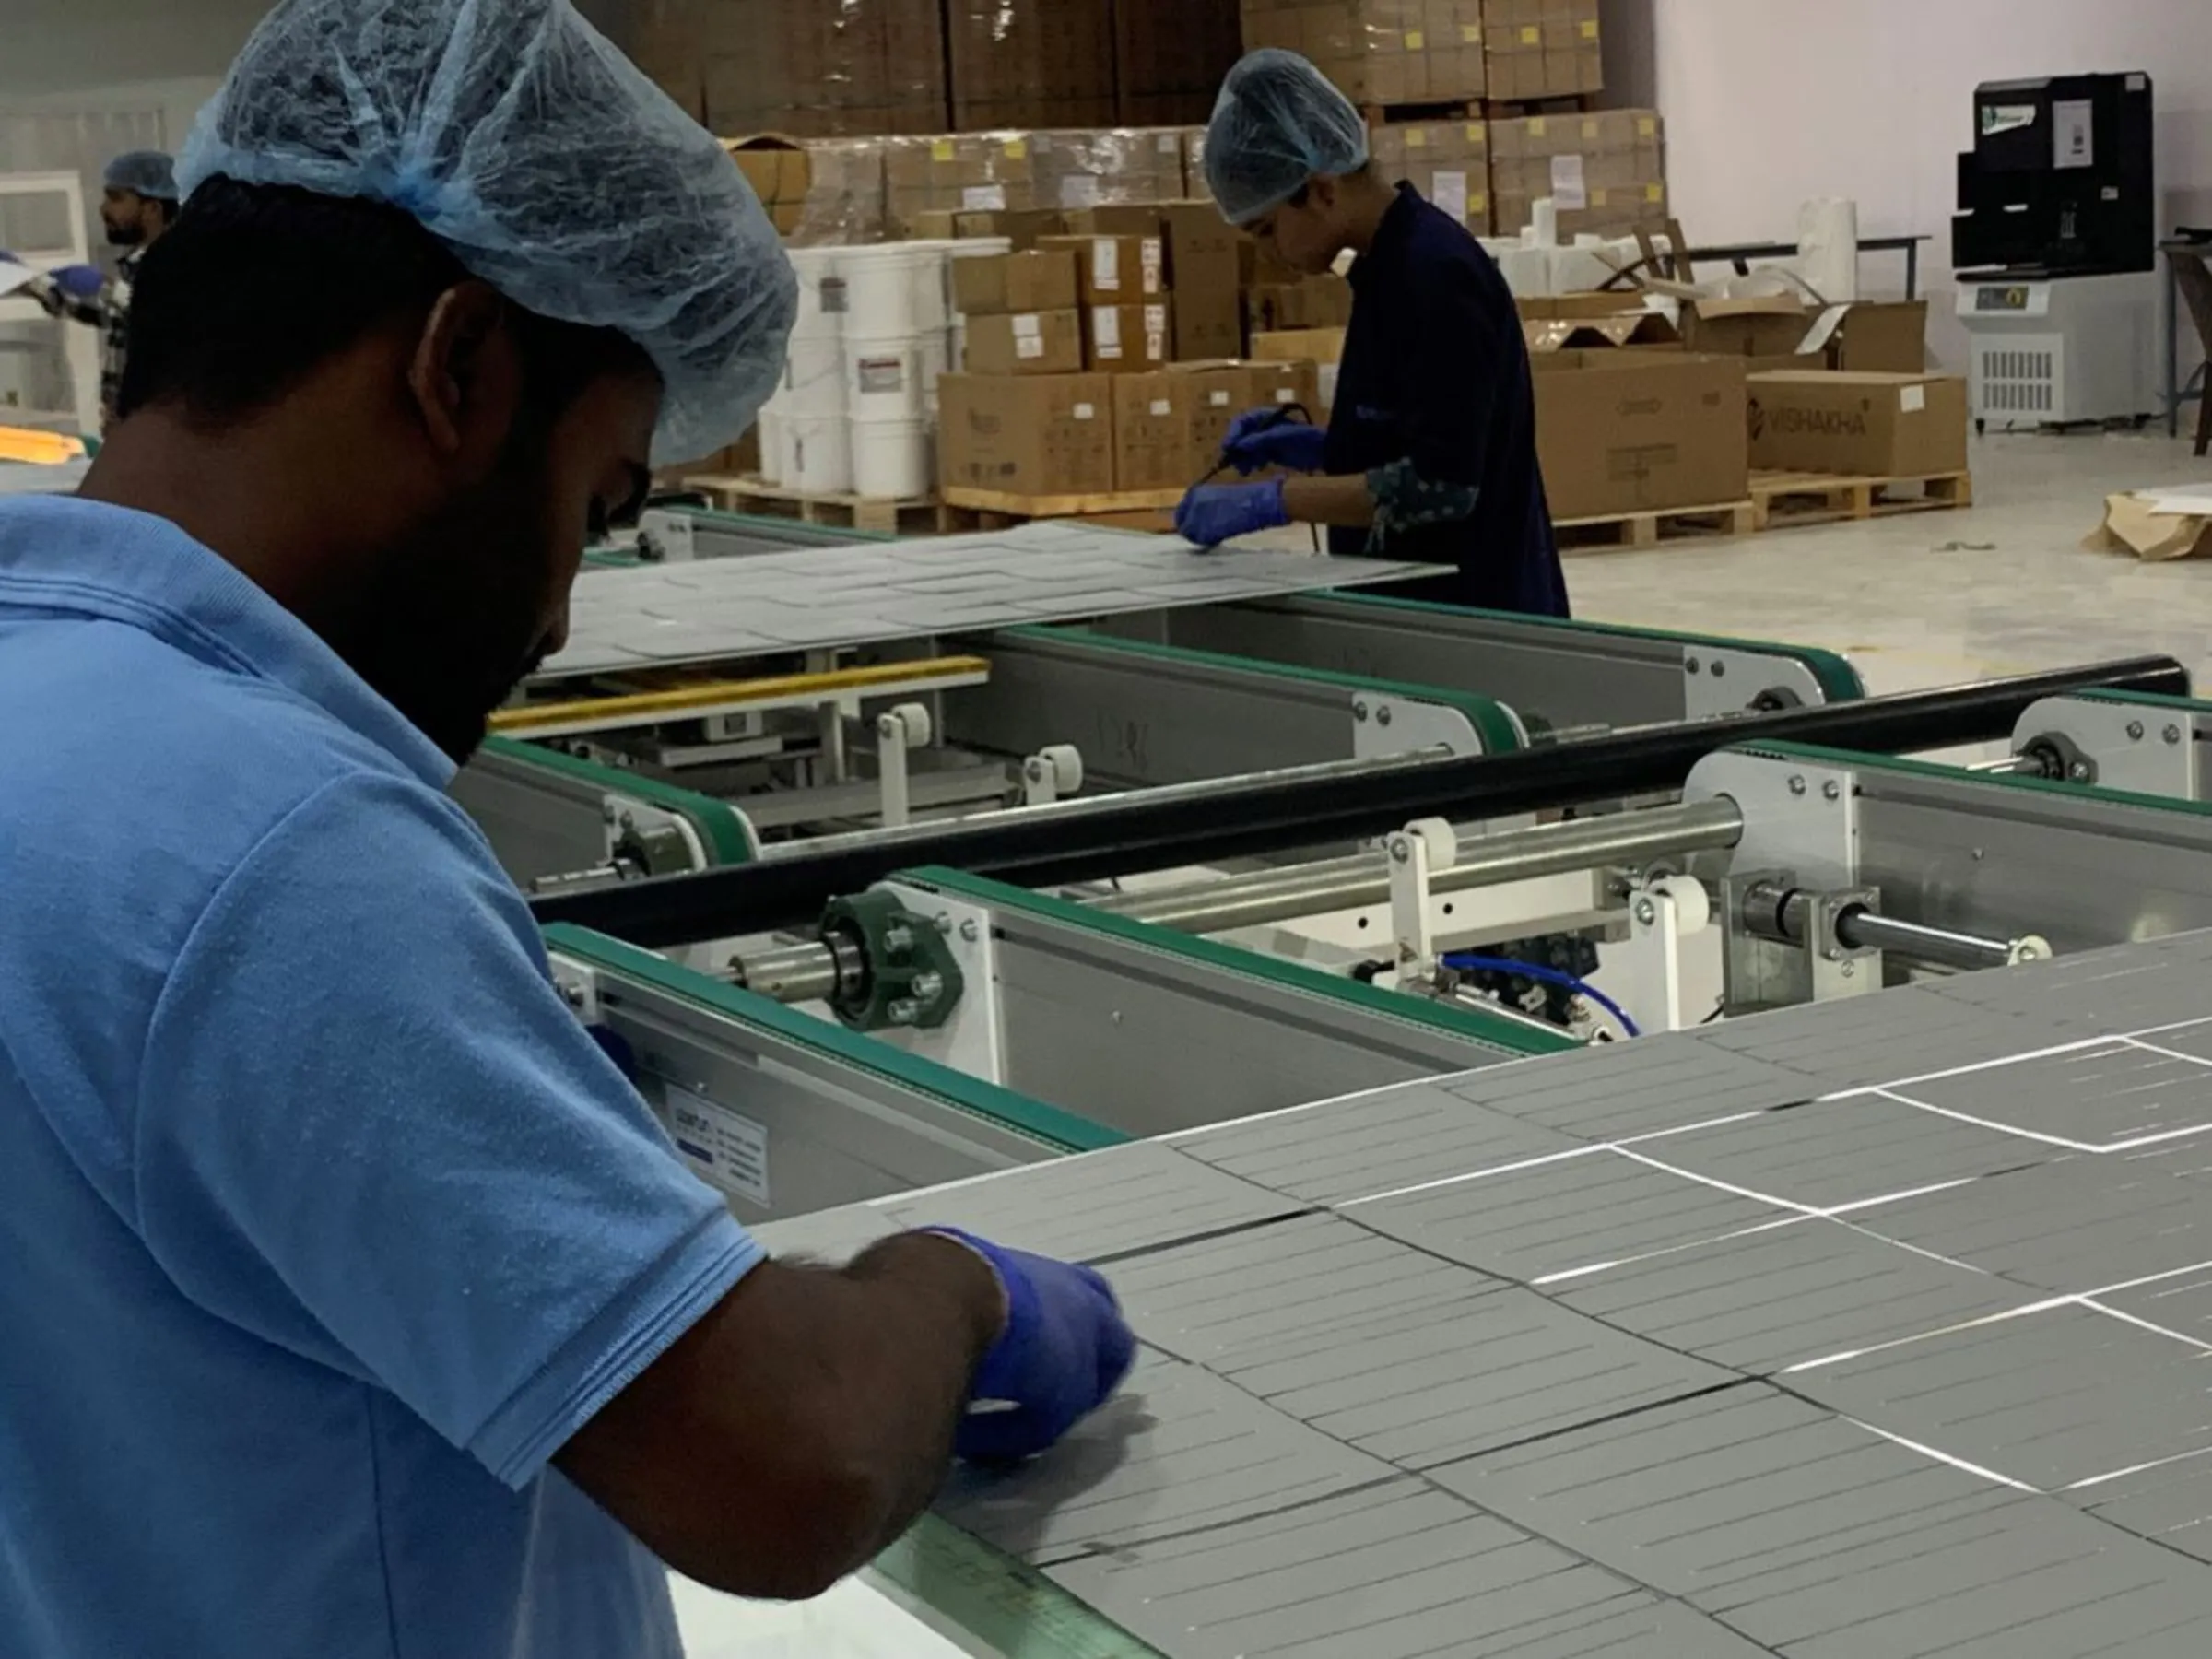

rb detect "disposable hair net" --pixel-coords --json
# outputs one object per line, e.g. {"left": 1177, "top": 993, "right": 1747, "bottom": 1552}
{"left": 106, "top": 151, "right": 180, "bottom": 203}
{"left": 1204, "top": 49, "right": 1371, "bottom": 227}
{"left": 177, "top": 0, "right": 796, "bottom": 463}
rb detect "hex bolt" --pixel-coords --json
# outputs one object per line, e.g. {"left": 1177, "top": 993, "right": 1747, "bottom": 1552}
{"left": 2167, "top": 724, "right": 2185, "bottom": 746}
{"left": 1389, "top": 837, "right": 1411, "bottom": 865}
{"left": 1685, "top": 655, "right": 1700, "bottom": 675}
{"left": 1711, "top": 661, "right": 1727, "bottom": 678}
{"left": 887, "top": 998, "right": 921, "bottom": 1026}
{"left": 1787, "top": 775, "right": 1806, "bottom": 796}
{"left": 2127, "top": 720, "right": 2146, "bottom": 741}
{"left": 1376, "top": 706, "right": 1394, "bottom": 727}
{"left": 1840, "top": 961, "right": 1857, "bottom": 979}
{"left": 1822, "top": 780, "right": 1841, "bottom": 802}
{"left": 909, "top": 971, "right": 945, "bottom": 1005}
{"left": 882, "top": 924, "right": 913, "bottom": 955}
{"left": 2068, "top": 760, "right": 2092, "bottom": 782}
{"left": 959, "top": 919, "right": 980, "bottom": 943}
{"left": 1633, "top": 898, "right": 1657, "bottom": 925}
{"left": 1353, "top": 700, "right": 1370, "bottom": 723}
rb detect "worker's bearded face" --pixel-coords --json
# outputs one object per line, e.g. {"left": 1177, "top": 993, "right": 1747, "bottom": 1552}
{"left": 350, "top": 368, "right": 657, "bottom": 766}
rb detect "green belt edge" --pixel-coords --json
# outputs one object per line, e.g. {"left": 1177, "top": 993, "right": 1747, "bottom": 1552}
{"left": 893, "top": 866, "right": 1575, "bottom": 1059}
{"left": 2070, "top": 688, "right": 2212, "bottom": 716}
{"left": 543, "top": 923, "right": 1123, "bottom": 1155}
{"left": 1731, "top": 739, "right": 2212, "bottom": 821}
{"left": 1319, "top": 590, "right": 1867, "bottom": 704}
{"left": 545, "top": 922, "right": 1160, "bottom": 1653}
{"left": 1003, "top": 625, "right": 1527, "bottom": 755}
{"left": 478, "top": 736, "right": 758, "bottom": 865}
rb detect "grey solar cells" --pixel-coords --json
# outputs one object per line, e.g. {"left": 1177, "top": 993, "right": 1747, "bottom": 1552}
{"left": 540, "top": 524, "right": 1434, "bottom": 676}
{"left": 754, "top": 934, "right": 2212, "bottom": 1655}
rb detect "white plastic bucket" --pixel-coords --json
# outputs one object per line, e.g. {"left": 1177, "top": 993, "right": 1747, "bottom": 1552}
{"left": 786, "top": 412, "right": 852, "bottom": 495}
{"left": 843, "top": 333, "right": 930, "bottom": 420}
{"left": 755, "top": 412, "right": 785, "bottom": 486}
{"left": 849, "top": 417, "right": 932, "bottom": 500}
{"left": 786, "top": 246, "right": 846, "bottom": 340}
{"left": 839, "top": 243, "right": 941, "bottom": 335}
{"left": 782, "top": 334, "right": 847, "bottom": 418}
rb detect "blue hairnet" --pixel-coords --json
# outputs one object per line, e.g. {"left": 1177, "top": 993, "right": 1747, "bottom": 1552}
{"left": 177, "top": 0, "right": 795, "bottom": 463}
{"left": 1204, "top": 49, "right": 1371, "bottom": 227}
{"left": 105, "top": 151, "right": 179, "bottom": 203}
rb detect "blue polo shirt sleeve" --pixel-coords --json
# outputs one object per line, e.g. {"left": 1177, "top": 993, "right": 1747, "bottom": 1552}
{"left": 131, "top": 768, "right": 763, "bottom": 1489}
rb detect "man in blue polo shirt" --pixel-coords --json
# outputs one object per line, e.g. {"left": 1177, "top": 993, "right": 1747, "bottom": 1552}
{"left": 0, "top": 3, "right": 1131, "bottom": 1655}
{"left": 1176, "top": 50, "right": 1570, "bottom": 619}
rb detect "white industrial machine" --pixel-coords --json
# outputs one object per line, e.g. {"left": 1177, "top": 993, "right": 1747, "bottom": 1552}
{"left": 0, "top": 170, "right": 101, "bottom": 440}
{"left": 1956, "top": 271, "right": 2159, "bottom": 429}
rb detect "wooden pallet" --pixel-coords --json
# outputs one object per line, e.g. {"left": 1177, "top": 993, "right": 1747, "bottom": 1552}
{"left": 1359, "top": 98, "right": 1483, "bottom": 127}
{"left": 1749, "top": 470, "right": 1973, "bottom": 532}
{"left": 938, "top": 484, "right": 1184, "bottom": 532}
{"left": 1555, "top": 499, "right": 1757, "bottom": 552}
{"left": 684, "top": 473, "right": 958, "bottom": 536}
{"left": 1482, "top": 93, "right": 1599, "bottom": 120}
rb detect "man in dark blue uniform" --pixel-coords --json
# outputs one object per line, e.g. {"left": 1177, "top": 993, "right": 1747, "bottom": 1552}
{"left": 1176, "top": 49, "right": 1569, "bottom": 618}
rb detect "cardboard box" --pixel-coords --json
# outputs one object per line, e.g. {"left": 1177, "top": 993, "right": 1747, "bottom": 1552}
{"left": 698, "top": 0, "right": 947, "bottom": 138}
{"left": 1247, "top": 274, "right": 1355, "bottom": 334}
{"left": 1534, "top": 353, "right": 1747, "bottom": 519}
{"left": 938, "top": 372, "right": 1116, "bottom": 497}
{"left": 1746, "top": 371, "right": 1969, "bottom": 477}
{"left": 1245, "top": 357, "right": 1324, "bottom": 418}
{"left": 952, "top": 250, "right": 1080, "bottom": 316}
{"left": 1060, "top": 205, "right": 1166, "bottom": 239}
{"left": 1171, "top": 360, "right": 1261, "bottom": 477}
{"left": 952, "top": 207, "right": 1067, "bottom": 249}
{"left": 963, "top": 309, "right": 1086, "bottom": 376}
{"left": 1369, "top": 119, "right": 1492, "bottom": 235}
{"left": 1480, "top": 0, "right": 1602, "bottom": 101}
{"left": 722, "top": 135, "right": 813, "bottom": 237}
{"left": 1680, "top": 296, "right": 1817, "bottom": 359}
{"left": 1489, "top": 109, "right": 1665, "bottom": 240}
{"left": 948, "top": 0, "right": 1116, "bottom": 130}
{"left": 1241, "top": 0, "right": 1488, "bottom": 104}
{"left": 1040, "top": 233, "right": 1169, "bottom": 302}
{"left": 1160, "top": 201, "right": 1243, "bottom": 361}
{"left": 1112, "top": 371, "right": 1195, "bottom": 490}
{"left": 1819, "top": 300, "right": 1929, "bottom": 373}
{"left": 1085, "top": 300, "right": 1174, "bottom": 371}
{"left": 1252, "top": 328, "right": 1347, "bottom": 366}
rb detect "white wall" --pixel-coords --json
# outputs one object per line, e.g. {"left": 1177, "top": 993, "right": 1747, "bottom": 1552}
{"left": 1638, "top": 0, "right": 2211, "bottom": 364}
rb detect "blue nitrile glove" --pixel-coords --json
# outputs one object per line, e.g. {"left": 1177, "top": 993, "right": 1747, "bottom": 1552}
{"left": 1175, "top": 477, "right": 1291, "bottom": 549}
{"left": 50, "top": 265, "right": 104, "bottom": 300}
{"left": 922, "top": 1228, "right": 1135, "bottom": 1463}
{"left": 1221, "top": 407, "right": 1328, "bottom": 475}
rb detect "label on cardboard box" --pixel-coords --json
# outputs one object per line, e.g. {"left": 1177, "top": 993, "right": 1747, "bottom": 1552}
{"left": 1061, "top": 175, "right": 1101, "bottom": 208}
{"left": 1638, "top": 116, "right": 1658, "bottom": 138}
{"left": 1140, "top": 240, "right": 1164, "bottom": 293}
{"left": 964, "top": 184, "right": 1006, "bottom": 211}
{"left": 1550, "top": 155, "right": 1588, "bottom": 211}
{"left": 1004, "top": 137, "right": 1027, "bottom": 159}
{"left": 1275, "top": 386, "right": 1297, "bottom": 405}
{"left": 1073, "top": 402, "right": 1096, "bottom": 419}
{"left": 1431, "top": 170, "right": 1469, "bottom": 222}
{"left": 1094, "top": 305, "right": 1123, "bottom": 358}
{"left": 1156, "top": 134, "right": 1178, "bottom": 153}
{"left": 1013, "top": 313, "right": 1042, "bottom": 359}
{"left": 1527, "top": 117, "right": 1547, "bottom": 137}
{"left": 1900, "top": 383, "right": 1927, "bottom": 413}
{"left": 1460, "top": 23, "right": 1481, "bottom": 42}
{"left": 931, "top": 138, "right": 955, "bottom": 162}
{"left": 1093, "top": 240, "right": 1121, "bottom": 293}
{"left": 1406, "top": 127, "right": 1428, "bottom": 147}
{"left": 1520, "top": 25, "right": 1539, "bottom": 43}
{"left": 1582, "top": 119, "right": 1600, "bottom": 140}
{"left": 1209, "top": 389, "right": 1232, "bottom": 406}
{"left": 1581, "top": 18, "right": 1599, "bottom": 38}
{"left": 1148, "top": 398, "right": 1172, "bottom": 417}
{"left": 1404, "top": 29, "right": 1423, "bottom": 48}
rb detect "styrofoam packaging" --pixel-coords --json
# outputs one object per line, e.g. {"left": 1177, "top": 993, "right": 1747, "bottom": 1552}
{"left": 849, "top": 417, "right": 932, "bottom": 500}
{"left": 782, "top": 334, "right": 847, "bottom": 418}
{"left": 838, "top": 242, "right": 942, "bottom": 335}
{"left": 786, "top": 246, "right": 846, "bottom": 340}
{"left": 843, "top": 334, "right": 929, "bottom": 419}
{"left": 755, "top": 412, "right": 786, "bottom": 486}
{"left": 786, "top": 412, "right": 852, "bottom": 494}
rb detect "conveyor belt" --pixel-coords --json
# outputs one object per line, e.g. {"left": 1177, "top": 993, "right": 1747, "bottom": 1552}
{"left": 531, "top": 655, "right": 2191, "bottom": 945}
{"left": 767, "top": 931, "right": 2212, "bottom": 1656}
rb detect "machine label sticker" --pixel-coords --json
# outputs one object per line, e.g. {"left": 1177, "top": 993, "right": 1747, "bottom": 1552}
{"left": 2053, "top": 100, "right": 2094, "bottom": 170}
{"left": 1981, "top": 103, "right": 2037, "bottom": 136}
{"left": 665, "top": 1085, "right": 771, "bottom": 1206}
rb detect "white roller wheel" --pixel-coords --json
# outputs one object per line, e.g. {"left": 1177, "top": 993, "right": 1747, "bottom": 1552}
{"left": 1406, "top": 817, "right": 1458, "bottom": 871}
{"left": 883, "top": 702, "right": 933, "bottom": 749}
{"left": 1651, "top": 874, "right": 1712, "bottom": 934}
{"left": 1038, "top": 744, "right": 1084, "bottom": 795}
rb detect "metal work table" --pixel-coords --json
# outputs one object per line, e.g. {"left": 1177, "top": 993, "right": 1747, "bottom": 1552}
{"left": 767, "top": 932, "right": 2212, "bottom": 1656}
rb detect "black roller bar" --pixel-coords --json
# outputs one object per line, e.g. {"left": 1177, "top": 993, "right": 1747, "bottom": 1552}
{"left": 531, "top": 655, "right": 2188, "bottom": 947}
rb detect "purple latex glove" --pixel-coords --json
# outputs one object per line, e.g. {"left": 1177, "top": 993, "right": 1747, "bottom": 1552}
{"left": 921, "top": 1228, "right": 1135, "bottom": 1463}
{"left": 50, "top": 265, "right": 104, "bottom": 300}
{"left": 1221, "top": 406, "right": 1328, "bottom": 475}
{"left": 1175, "top": 477, "right": 1291, "bottom": 549}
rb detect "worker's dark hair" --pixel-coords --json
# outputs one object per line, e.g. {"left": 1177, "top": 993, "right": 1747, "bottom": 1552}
{"left": 118, "top": 176, "right": 641, "bottom": 428}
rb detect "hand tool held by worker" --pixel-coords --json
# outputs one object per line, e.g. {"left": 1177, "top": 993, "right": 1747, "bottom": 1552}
{"left": 1221, "top": 407, "right": 1328, "bottom": 474}
{"left": 1176, "top": 477, "right": 1290, "bottom": 548}
{"left": 922, "top": 1228, "right": 1135, "bottom": 1462}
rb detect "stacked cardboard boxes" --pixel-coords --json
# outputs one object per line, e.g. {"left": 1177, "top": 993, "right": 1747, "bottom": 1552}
{"left": 1239, "top": 1, "right": 1489, "bottom": 106}
{"left": 1489, "top": 110, "right": 1666, "bottom": 240}
{"left": 947, "top": 0, "right": 1118, "bottom": 130}
{"left": 1477, "top": 0, "right": 1602, "bottom": 102}
{"left": 699, "top": 0, "right": 949, "bottom": 136}
{"left": 1118, "top": 0, "right": 1245, "bottom": 124}
{"left": 881, "top": 130, "right": 1189, "bottom": 238}
{"left": 1368, "top": 119, "right": 1491, "bottom": 234}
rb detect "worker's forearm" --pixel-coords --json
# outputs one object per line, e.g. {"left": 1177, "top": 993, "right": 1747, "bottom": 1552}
{"left": 555, "top": 1231, "right": 1002, "bottom": 1601}
{"left": 1281, "top": 471, "right": 1377, "bottom": 528}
